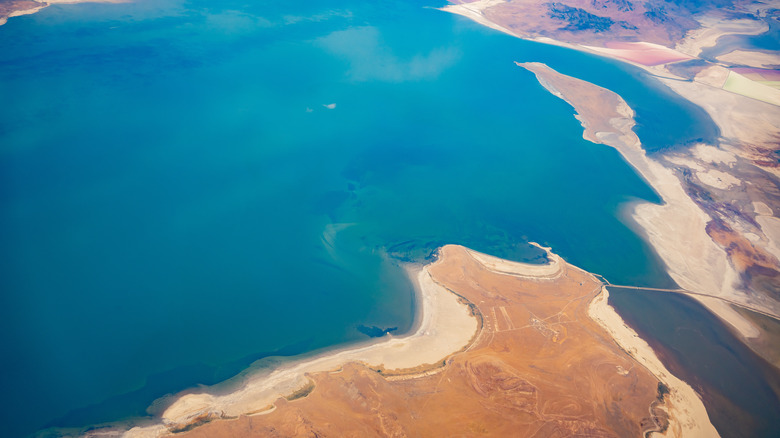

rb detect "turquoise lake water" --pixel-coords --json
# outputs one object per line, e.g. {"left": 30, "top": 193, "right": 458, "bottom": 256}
{"left": 0, "top": 0, "right": 768, "bottom": 436}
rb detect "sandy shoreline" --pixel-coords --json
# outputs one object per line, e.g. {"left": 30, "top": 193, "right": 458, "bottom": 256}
{"left": 1, "top": 5, "right": 45, "bottom": 26}
{"left": 519, "top": 61, "right": 774, "bottom": 339}
{"left": 464, "top": 242, "right": 563, "bottom": 279}
{"left": 440, "top": 4, "right": 777, "bottom": 433}
{"left": 109, "top": 244, "right": 718, "bottom": 437}
{"left": 445, "top": 245, "right": 718, "bottom": 438}
{"left": 0, "top": 0, "right": 128, "bottom": 27}
{"left": 115, "top": 244, "right": 718, "bottom": 437}
{"left": 588, "top": 286, "right": 719, "bottom": 438}
{"left": 119, "top": 260, "right": 478, "bottom": 437}
{"left": 441, "top": 2, "right": 693, "bottom": 72}
{"left": 442, "top": 5, "right": 780, "bottom": 335}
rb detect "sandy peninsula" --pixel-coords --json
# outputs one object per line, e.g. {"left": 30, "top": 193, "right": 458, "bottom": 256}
{"left": 131, "top": 245, "right": 715, "bottom": 438}
{"left": 443, "top": 0, "right": 780, "bottom": 368}
{"left": 518, "top": 61, "right": 776, "bottom": 337}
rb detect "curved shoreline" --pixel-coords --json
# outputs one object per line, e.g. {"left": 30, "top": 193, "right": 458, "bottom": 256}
{"left": 469, "top": 244, "right": 718, "bottom": 437}
{"left": 442, "top": 1, "right": 780, "bottom": 341}
{"left": 1, "top": 5, "right": 46, "bottom": 27}
{"left": 588, "top": 286, "right": 719, "bottom": 438}
{"left": 517, "top": 61, "right": 772, "bottom": 339}
{"left": 103, "top": 244, "right": 718, "bottom": 437}
{"left": 464, "top": 242, "right": 563, "bottom": 279}
{"left": 120, "top": 259, "right": 479, "bottom": 437}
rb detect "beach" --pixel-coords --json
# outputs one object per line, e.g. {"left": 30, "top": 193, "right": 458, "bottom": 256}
{"left": 588, "top": 287, "right": 719, "bottom": 438}
{"left": 516, "top": 57, "right": 780, "bottom": 338}
{"left": 442, "top": 4, "right": 780, "bottom": 348}
{"left": 153, "top": 245, "right": 717, "bottom": 437}
{"left": 122, "top": 259, "right": 479, "bottom": 437}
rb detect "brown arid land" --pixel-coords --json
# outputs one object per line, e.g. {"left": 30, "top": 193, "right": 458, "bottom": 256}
{"left": 444, "top": 0, "right": 771, "bottom": 49}
{"left": 113, "top": 245, "right": 715, "bottom": 438}
{"left": 445, "top": 0, "right": 780, "bottom": 369}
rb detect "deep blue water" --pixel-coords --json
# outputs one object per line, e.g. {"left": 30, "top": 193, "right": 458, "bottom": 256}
{"left": 0, "top": 0, "right": 749, "bottom": 436}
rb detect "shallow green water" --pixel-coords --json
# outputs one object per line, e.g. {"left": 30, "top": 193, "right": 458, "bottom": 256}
{"left": 0, "top": 0, "right": 752, "bottom": 436}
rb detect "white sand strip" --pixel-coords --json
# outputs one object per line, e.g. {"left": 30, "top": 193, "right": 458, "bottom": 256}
{"left": 464, "top": 242, "right": 563, "bottom": 279}
{"left": 589, "top": 286, "right": 719, "bottom": 438}
{"left": 439, "top": 0, "right": 516, "bottom": 39}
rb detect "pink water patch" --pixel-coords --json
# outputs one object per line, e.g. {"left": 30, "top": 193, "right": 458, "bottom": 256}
{"left": 599, "top": 42, "right": 693, "bottom": 66}
{"left": 731, "top": 68, "right": 780, "bottom": 81}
